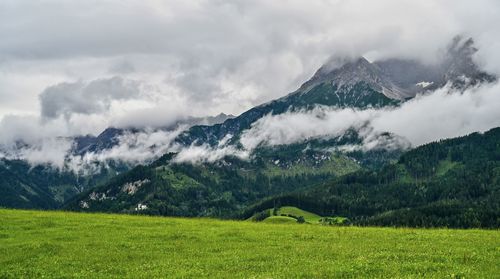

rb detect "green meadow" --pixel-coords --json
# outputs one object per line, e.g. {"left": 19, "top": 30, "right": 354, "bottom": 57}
{"left": 0, "top": 209, "right": 499, "bottom": 278}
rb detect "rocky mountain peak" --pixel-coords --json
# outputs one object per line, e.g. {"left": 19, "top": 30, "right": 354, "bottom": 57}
{"left": 298, "top": 36, "right": 496, "bottom": 102}
{"left": 441, "top": 36, "right": 496, "bottom": 87}
{"left": 298, "top": 56, "right": 408, "bottom": 100}
{"left": 301, "top": 57, "right": 372, "bottom": 89}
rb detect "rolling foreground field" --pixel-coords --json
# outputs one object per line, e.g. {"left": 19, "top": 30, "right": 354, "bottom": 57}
{"left": 1, "top": 209, "right": 499, "bottom": 278}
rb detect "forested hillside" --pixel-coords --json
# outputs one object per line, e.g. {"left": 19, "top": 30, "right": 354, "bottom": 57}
{"left": 65, "top": 144, "right": 362, "bottom": 217}
{"left": 0, "top": 159, "right": 120, "bottom": 209}
{"left": 242, "top": 127, "right": 500, "bottom": 228}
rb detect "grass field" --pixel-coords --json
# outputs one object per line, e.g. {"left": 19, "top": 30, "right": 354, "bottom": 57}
{"left": 277, "top": 206, "right": 322, "bottom": 223}
{"left": 261, "top": 215, "right": 297, "bottom": 224}
{"left": 1, "top": 209, "right": 499, "bottom": 278}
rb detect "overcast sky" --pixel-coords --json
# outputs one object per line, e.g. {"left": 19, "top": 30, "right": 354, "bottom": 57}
{"left": 1, "top": 0, "right": 500, "bottom": 140}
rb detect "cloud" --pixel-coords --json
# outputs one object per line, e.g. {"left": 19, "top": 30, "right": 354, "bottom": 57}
{"left": 240, "top": 107, "right": 376, "bottom": 150}
{"left": 0, "top": 74, "right": 195, "bottom": 147}
{"left": 240, "top": 82, "right": 500, "bottom": 150}
{"left": 371, "top": 82, "right": 500, "bottom": 146}
{"left": 0, "top": 114, "right": 68, "bottom": 146}
{"left": 0, "top": 136, "right": 72, "bottom": 170}
{"left": 17, "top": 138, "right": 73, "bottom": 169}
{"left": 0, "top": 114, "right": 190, "bottom": 173}
{"left": 109, "top": 60, "right": 136, "bottom": 74}
{"left": 65, "top": 127, "right": 186, "bottom": 174}
{"left": 2, "top": 81, "right": 499, "bottom": 170}
{"left": 0, "top": 0, "right": 499, "bottom": 168}
{"left": 1, "top": 0, "right": 500, "bottom": 121}
{"left": 39, "top": 77, "right": 141, "bottom": 119}
{"left": 172, "top": 144, "right": 249, "bottom": 164}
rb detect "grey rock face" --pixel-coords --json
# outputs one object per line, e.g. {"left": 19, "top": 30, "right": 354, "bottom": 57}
{"left": 304, "top": 36, "right": 496, "bottom": 100}
{"left": 174, "top": 36, "right": 496, "bottom": 147}
{"left": 300, "top": 57, "right": 410, "bottom": 100}
{"left": 441, "top": 36, "right": 496, "bottom": 88}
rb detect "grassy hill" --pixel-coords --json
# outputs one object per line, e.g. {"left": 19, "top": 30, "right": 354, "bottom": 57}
{"left": 278, "top": 206, "right": 321, "bottom": 222}
{"left": 1, "top": 209, "right": 498, "bottom": 278}
{"left": 248, "top": 206, "right": 347, "bottom": 225}
{"left": 261, "top": 215, "right": 298, "bottom": 224}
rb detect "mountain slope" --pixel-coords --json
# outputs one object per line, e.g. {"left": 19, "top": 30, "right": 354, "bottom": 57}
{"left": 0, "top": 113, "right": 235, "bottom": 209}
{"left": 0, "top": 160, "right": 59, "bottom": 209}
{"left": 72, "top": 113, "right": 235, "bottom": 155}
{"left": 1, "top": 37, "right": 496, "bottom": 212}
{"left": 64, "top": 143, "right": 364, "bottom": 217}
{"left": 242, "top": 127, "right": 500, "bottom": 228}
{"left": 0, "top": 159, "right": 120, "bottom": 209}
{"left": 175, "top": 59, "right": 401, "bottom": 147}
{"left": 176, "top": 37, "right": 494, "bottom": 147}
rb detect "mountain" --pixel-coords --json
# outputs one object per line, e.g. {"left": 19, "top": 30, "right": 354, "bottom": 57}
{"left": 242, "top": 127, "right": 500, "bottom": 228}
{"left": 1, "top": 37, "right": 496, "bottom": 214}
{"left": 72, "top": 113, "right": 235, "bottom": 155}
{"left": 57, "top": 36, "right": 497, "bottom": 159}
{"left": 175, "top": 36, "right": 495, "bottom": 147}
{"left": 66, "top": 126, "right": 500, "bottom": 228}
{"left": 65, "top": 122, "right": 406, "bottom": 216}
{"left": 0, "top": 158, "right": 118, "bottom": 209}
{"left": 299, "top": 56, "right": 411, "bottom": 100}
{"left": 0, "top": 113, "right": 235, "bottom": 209}
{"left": 175, "top": 58, "right": 400, "bottom": 147}
{"left": 374, "top": 37, "right": 495, "bottom": 94}
{"left": 64, "top": 141, "right": 364, "bottom": 216}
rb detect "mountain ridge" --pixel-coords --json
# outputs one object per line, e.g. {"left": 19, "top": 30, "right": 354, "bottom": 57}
{"left": 0, "top": 36, "right": 497, "bottom": 214}
{"left": 175, "top": 37, "right": 495, "bottom": 148}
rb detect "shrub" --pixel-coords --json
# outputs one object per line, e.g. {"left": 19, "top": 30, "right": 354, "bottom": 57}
{"left": 254, "top": 210, "right": 270, "bottom": 222}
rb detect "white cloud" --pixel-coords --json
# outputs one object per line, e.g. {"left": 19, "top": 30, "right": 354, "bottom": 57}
{"left": 66, "top": 128, "right": 186, "bottom": 174}
{"left": 2, "top": 81, "right": 499, "bottom": 170}
{"left": 39, "top": 77, "right": 141, "bottom": 119}
{"left": 18, "top": 138, "right": 73, "bottom": 170}
{"left": 0, "top": 0, "right": 499, "bottom": 168}
{"left": 0, "top": 115, "right": 67, "bottom": 146}
{"left": 1, "top": 0, "right": 499, "bottom": 122}
{"left": 240, "top": 107, "right": 376, "bottom": 150}
{"left": 0, "top": 120, "right": 188, "bottom": 173}
{"left": 371, "top": 82, "right": 500, "bottom": 146}
{"left": 172, "top": 144, "right": 249, "bottom": 164}
{"left": 0, "top": 137, "right": 72, "bottom": 170}
{"left": 240, "top": 82, "right": 500, "bottom": 150}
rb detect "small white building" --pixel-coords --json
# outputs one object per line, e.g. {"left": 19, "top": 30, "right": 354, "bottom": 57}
{"left": 134, "top": 203, "right": 148, "bottom": 211}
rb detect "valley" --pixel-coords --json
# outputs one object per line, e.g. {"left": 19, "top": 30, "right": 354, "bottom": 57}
{"left": 2, "top": 2, "right": 500, "bottom": 278}
{"left": 2, "top": 37, "right": 499, "bottom": 230}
